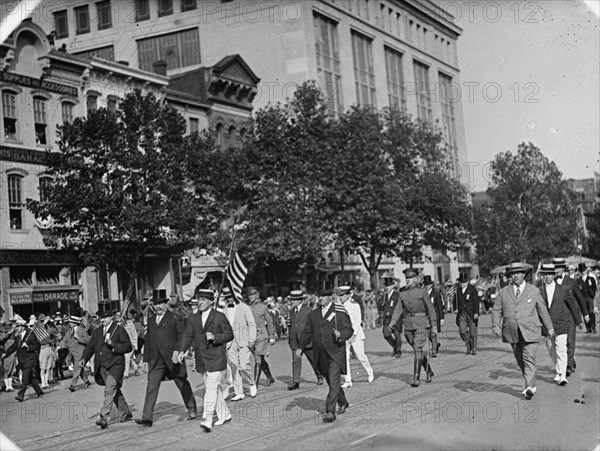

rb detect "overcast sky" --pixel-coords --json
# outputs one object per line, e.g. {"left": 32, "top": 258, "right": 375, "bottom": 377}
{"left": 455, "top": 0, "right": 599, "bottom": 190}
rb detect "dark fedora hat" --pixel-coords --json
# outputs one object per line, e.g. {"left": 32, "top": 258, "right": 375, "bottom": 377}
{"left": 539, "top": 263, "right": 556, "bottom": 275}
{"left": 152, "top": 289, "right": 169, "bottom": 304}
{"left": 422, "top": 275, "right": 434, "bottom": 286}
{"left": 505, "top": 262, "right": 528, "bottom": 275}
{"left": 97, "top": 309, "right": 116, "bottom": 319}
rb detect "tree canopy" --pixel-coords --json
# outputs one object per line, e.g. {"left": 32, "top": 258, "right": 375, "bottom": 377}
{"left": 473, "top": 142, "right": 579, "bottom": 272}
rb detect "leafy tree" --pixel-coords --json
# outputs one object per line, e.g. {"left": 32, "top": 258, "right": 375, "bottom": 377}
{"left": 584, "top": 205, "right": 600, "bottom": 257}
{"left": 328, "top": 107, "right": 471, "bottom": 288}
{"left": 225, "top": 82, "right": 336, "bottom": 287}
{"left": 27, "top": 90, "right": 223, "bottom": 306}
{"left": 473, "top": 142, "right": 579, "bottom": 272}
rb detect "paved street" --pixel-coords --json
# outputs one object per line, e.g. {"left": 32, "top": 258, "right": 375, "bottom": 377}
{"left": 1, "top": 313, "right": 598, "bottom": 451}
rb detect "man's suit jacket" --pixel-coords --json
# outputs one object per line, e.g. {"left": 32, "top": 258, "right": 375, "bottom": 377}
{"left": 427, "top": 288, "right": 445, "bottom": 323}
{"left": 82, "top": 322, "right": 132, "bottom": 386}
{"left": 456, "top": 284, "right": 480, "bottom": 319}
{"left": 144, "top": 310, "right": 188, "bottom": 379}
{"left": 578, "top": 275, "right": 597, "bottom": 300}
{"left": 225, "top": 302, "right": 256, "bottom": 348}
{"left": 288, "top": 303, "right": 312, "bottom": 350}
{"left": 382, "top": 289, "right": 401, "bottom": 326}
{"left": 179, "top": 308, "right": 233, "bottom": 373}
{"left": 539, "top": 283, "right": 581, "bottom": 336}
{"left": 58, "top": 325, "right": 86, "bottom": 360}
{"left": 298, "top": 303, "right": 353, "bottom": 375}
{"left": 557, "top": 276, "right": 588, "bottom": 317}
{"left": 4, "top": 329, "right": 40, "bottom": 368}
{"left": 492, "top": 283, "right": 554, "bottom": 343}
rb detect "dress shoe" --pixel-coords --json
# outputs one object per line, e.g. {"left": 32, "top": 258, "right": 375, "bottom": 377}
{"left": 559, "top": 378, "right": 568, "bottom": 386}
{"left": 465, "top": 348, "right": 471, "bottom": 355}
{"left": 322, "top": 412, "right": 336, "bottom": 423}
{"left": 367, "top": 372, "right": 374, "bottom": 383}
{"left": 287, "top": 382, "right": 300, "bottom": 390}
{"left": 135, "top": 418, "right": 153, "bottom": 427}
{"left": 341, "top": 381, "right": 352, "bottom": 388}
{"left": 134, "top": 369, "right": 140, "bottom": 376}
{"left": 471, "top": 350, "right": 477, "bottom": 356}
{"left": 187, "top": 412, "right": 197, "bottom": 421}
{"left": 35, "top": 392, "right": 44, "bottom": 398}
{"left": 249, "top": 384, "right": 257, "bottom": 397}
{"left": 336, "top": 402, "right": 349, "bottom": 414}
{"left": 425, "top": 369, "right": 434, "bottom": 383}
{"left": 120, "top": 412, "right": 133, "bottom": 423}
{"left": 96, "top": 418, "right": 108, "bottom": 429}
{"left": 554, "top": 374, "right": 561, "bottom": 383}
{"left": 231, "top": 394, "right": 245, "bottom": 401}
{"left": 84, "top": 381, "right": 92, "bottom": 389}
{"left": 391, "top": 351, "right": 397, "bottom": 358}
{"left": 214, "top": 414, "right": 232, "bottom": 426}
{"left": 15, "top": 395, "right": 24, "bottom": 402}
{"left": 522, "top": 387, "right": 536, "bottom": 399}
{"left": 316, "top": 376, "right": 324, "bottom": 385}
{"left": 68, "top": 385, "right": 76, "bottom": 392}
{"left": 200, "top": 419, "right": 213, "bottom": 432}
{"left": 265, "top": 376, "right": 275, "bottom": 387}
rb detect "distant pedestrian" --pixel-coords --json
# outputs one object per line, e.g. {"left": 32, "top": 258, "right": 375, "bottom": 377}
{"left": 247, "top": 288, "right": 276, "bottom": 387}
{"left": 382, "top": 278, "right": 403, "bottom": 358}
{"left": 456, "top": 274, "right": 480, "bottom": 355}
{"left": 423, "top": 276, "right": 444, "bottom": 357}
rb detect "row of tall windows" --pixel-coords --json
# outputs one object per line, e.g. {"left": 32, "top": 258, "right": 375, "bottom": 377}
{"left": 54, "top": 1, "right": 112, "bottom": 39}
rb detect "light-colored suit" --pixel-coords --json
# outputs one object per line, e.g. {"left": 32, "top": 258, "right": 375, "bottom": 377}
{"left": 492, "top": 282, "right": 554, "bottom": 390}
{"left": 225, "top": 303, "right": 257, "bottom": 396}
{"left": 343, "top": 300, "right": 373, "bottom": 383}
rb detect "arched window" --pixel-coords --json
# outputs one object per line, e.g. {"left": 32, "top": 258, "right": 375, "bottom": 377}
{"left": 8, "top": 174, "right": 24, "bottom": 229}
{"left": 215, "top": 122, "right": 224, "bottom": 148}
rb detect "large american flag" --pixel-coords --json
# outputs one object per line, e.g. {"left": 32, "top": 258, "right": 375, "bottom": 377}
{"left": 32, "top": 322, "right": 51, "bottom": 343}
{"left": 225, "top": 250, "right": 247, "bottom": 303}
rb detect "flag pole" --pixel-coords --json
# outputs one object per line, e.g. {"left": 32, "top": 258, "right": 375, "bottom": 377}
{"left": 216, "top": 225, "right": 239, "bottom": 305}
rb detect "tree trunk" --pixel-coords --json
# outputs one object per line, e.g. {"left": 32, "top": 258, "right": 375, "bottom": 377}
{"left": 339, "top": 245, "right": 346, "bottom": 285}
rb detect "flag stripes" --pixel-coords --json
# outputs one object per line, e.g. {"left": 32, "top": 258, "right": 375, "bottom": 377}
{"left": 225, "top": 251, "right": 247, "bottom": 303}
{"left": 32, "top": 323, "right": 51, "bottom": 343}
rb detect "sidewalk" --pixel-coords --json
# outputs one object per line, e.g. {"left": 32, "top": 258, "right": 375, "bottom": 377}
{"left": 1, "top": 313, "right": 598, "bottom": 450}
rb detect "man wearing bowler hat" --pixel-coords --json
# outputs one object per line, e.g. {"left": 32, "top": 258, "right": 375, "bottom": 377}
{"left": 538, "top": 264, "right": 581, "bottom": 385}
{"left": 135, "top": 289, "right": 197, "bottom": 427}
{"left": 298, "top": 289, "right": 353, "bottom": 423}
{"left": 177, "top": 288, "right": 234, "bottom": 432}
{"left": 81, "top": 309, "right": 133, "bottom": 428}
{"left": 422, "top": 275, "right": 444, "bottom": 357}
{"left": 387, "top": 269, "right": 437, "bottom": 387}
{"left": 456, "top": 273, "right": 480, "bottom": 355}
{"left": 382, "top": 278, "right": 403, "bottom": 358}
{"left": 492, "top": 262, "right": 554, "bottom": 399}
{"left": 553, "top": 257, "right": 588, "bottom": 375}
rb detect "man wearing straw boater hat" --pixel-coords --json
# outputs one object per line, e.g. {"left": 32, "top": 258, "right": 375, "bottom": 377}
{"left": 492, "top": 262, "right": 554, "bottom": 399}
{"left": 298, "top": 288, "right": 353, "bottom": 423}
{"left": 58, "top": 315, "right": 92, "bottom": 392}
{"left": 222, "top": 285, "right": 258, "bottom": 401}
{"left": 287, "top": 289, "right": 323, "bottom": 390}
{"left": 552, "top": 256, "right": 588, "bottom": 376}
{"left": 177, "top": 288, "right": 234, "bottom": 432}
{"left": 81, "top": 309, "right": 133, "bottom": 429}
{"left": 135, "top": 289, "right": 197, "bottom": 427}
{"left": 538, "top": 263, "right": 581, "bottom": 386}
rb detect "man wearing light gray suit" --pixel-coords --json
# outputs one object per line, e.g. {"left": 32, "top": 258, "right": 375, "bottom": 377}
{"left": 492, "top": 262, "right": 554, "bottom": 399}
{"left": 222, "top": 286, "right": 257, "bottom": 401}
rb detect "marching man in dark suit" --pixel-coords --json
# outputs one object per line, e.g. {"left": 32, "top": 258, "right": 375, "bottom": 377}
{"left": 492, "top": 262, "right": 554, "bottom": 399}
{"left": 2, "top": 318, "right": 44, "bottom": 402}
{"left": 298, "top": 289, "right": 353, "bottom": 423}
{"left": 382, "top": 278, "right": 403, "bottom": 358}
{"left": 287, "top": 290, "right": 322, "bottom": 390}
{"left": 135, "top": 289, "right": 197, "bottom": 427}
{"left": 538, "top": 264, "right": 581, "bottom": 385}
{"left": 423, "top": 275, "right": 444, "bottom": 357}
{"left": 177, "top": 288, "right": 234, "bottom": 433}
{"left": 81, "top": 309, "right": 133, "bottom": 429}
{"left": 456, "top": 273, "right": 480, "bottom": 355}
{"left": 577, "top": 263, "right": 597, "bottom": 333}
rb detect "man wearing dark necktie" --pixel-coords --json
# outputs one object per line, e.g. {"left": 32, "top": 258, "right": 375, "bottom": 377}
{"left": 298, "top": 289, "right": 353, "bottom": 423}
{"left": 492, "top": 262, "right": 554, "bottom": 399}
{"left": 135, "top": 289, "right": 197, "bottom": 427}
{"left": 287, "top": 290, "right": 322, "bottom": 390}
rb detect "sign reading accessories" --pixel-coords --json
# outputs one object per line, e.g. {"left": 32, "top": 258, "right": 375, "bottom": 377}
{"left": 0, "top": 71, "right": 78, "bottom": 97}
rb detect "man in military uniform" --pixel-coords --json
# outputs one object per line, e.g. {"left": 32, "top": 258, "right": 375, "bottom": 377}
{"left": 387, "top": 269, "right": 436, "bottom": 387}
{"left": 382, "top": 278, "right": 402, "bottom": 358}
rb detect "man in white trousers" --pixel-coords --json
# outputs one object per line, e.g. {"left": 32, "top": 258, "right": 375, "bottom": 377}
{"left": 338, "top": 286, "right": 374, "bottom": 388}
